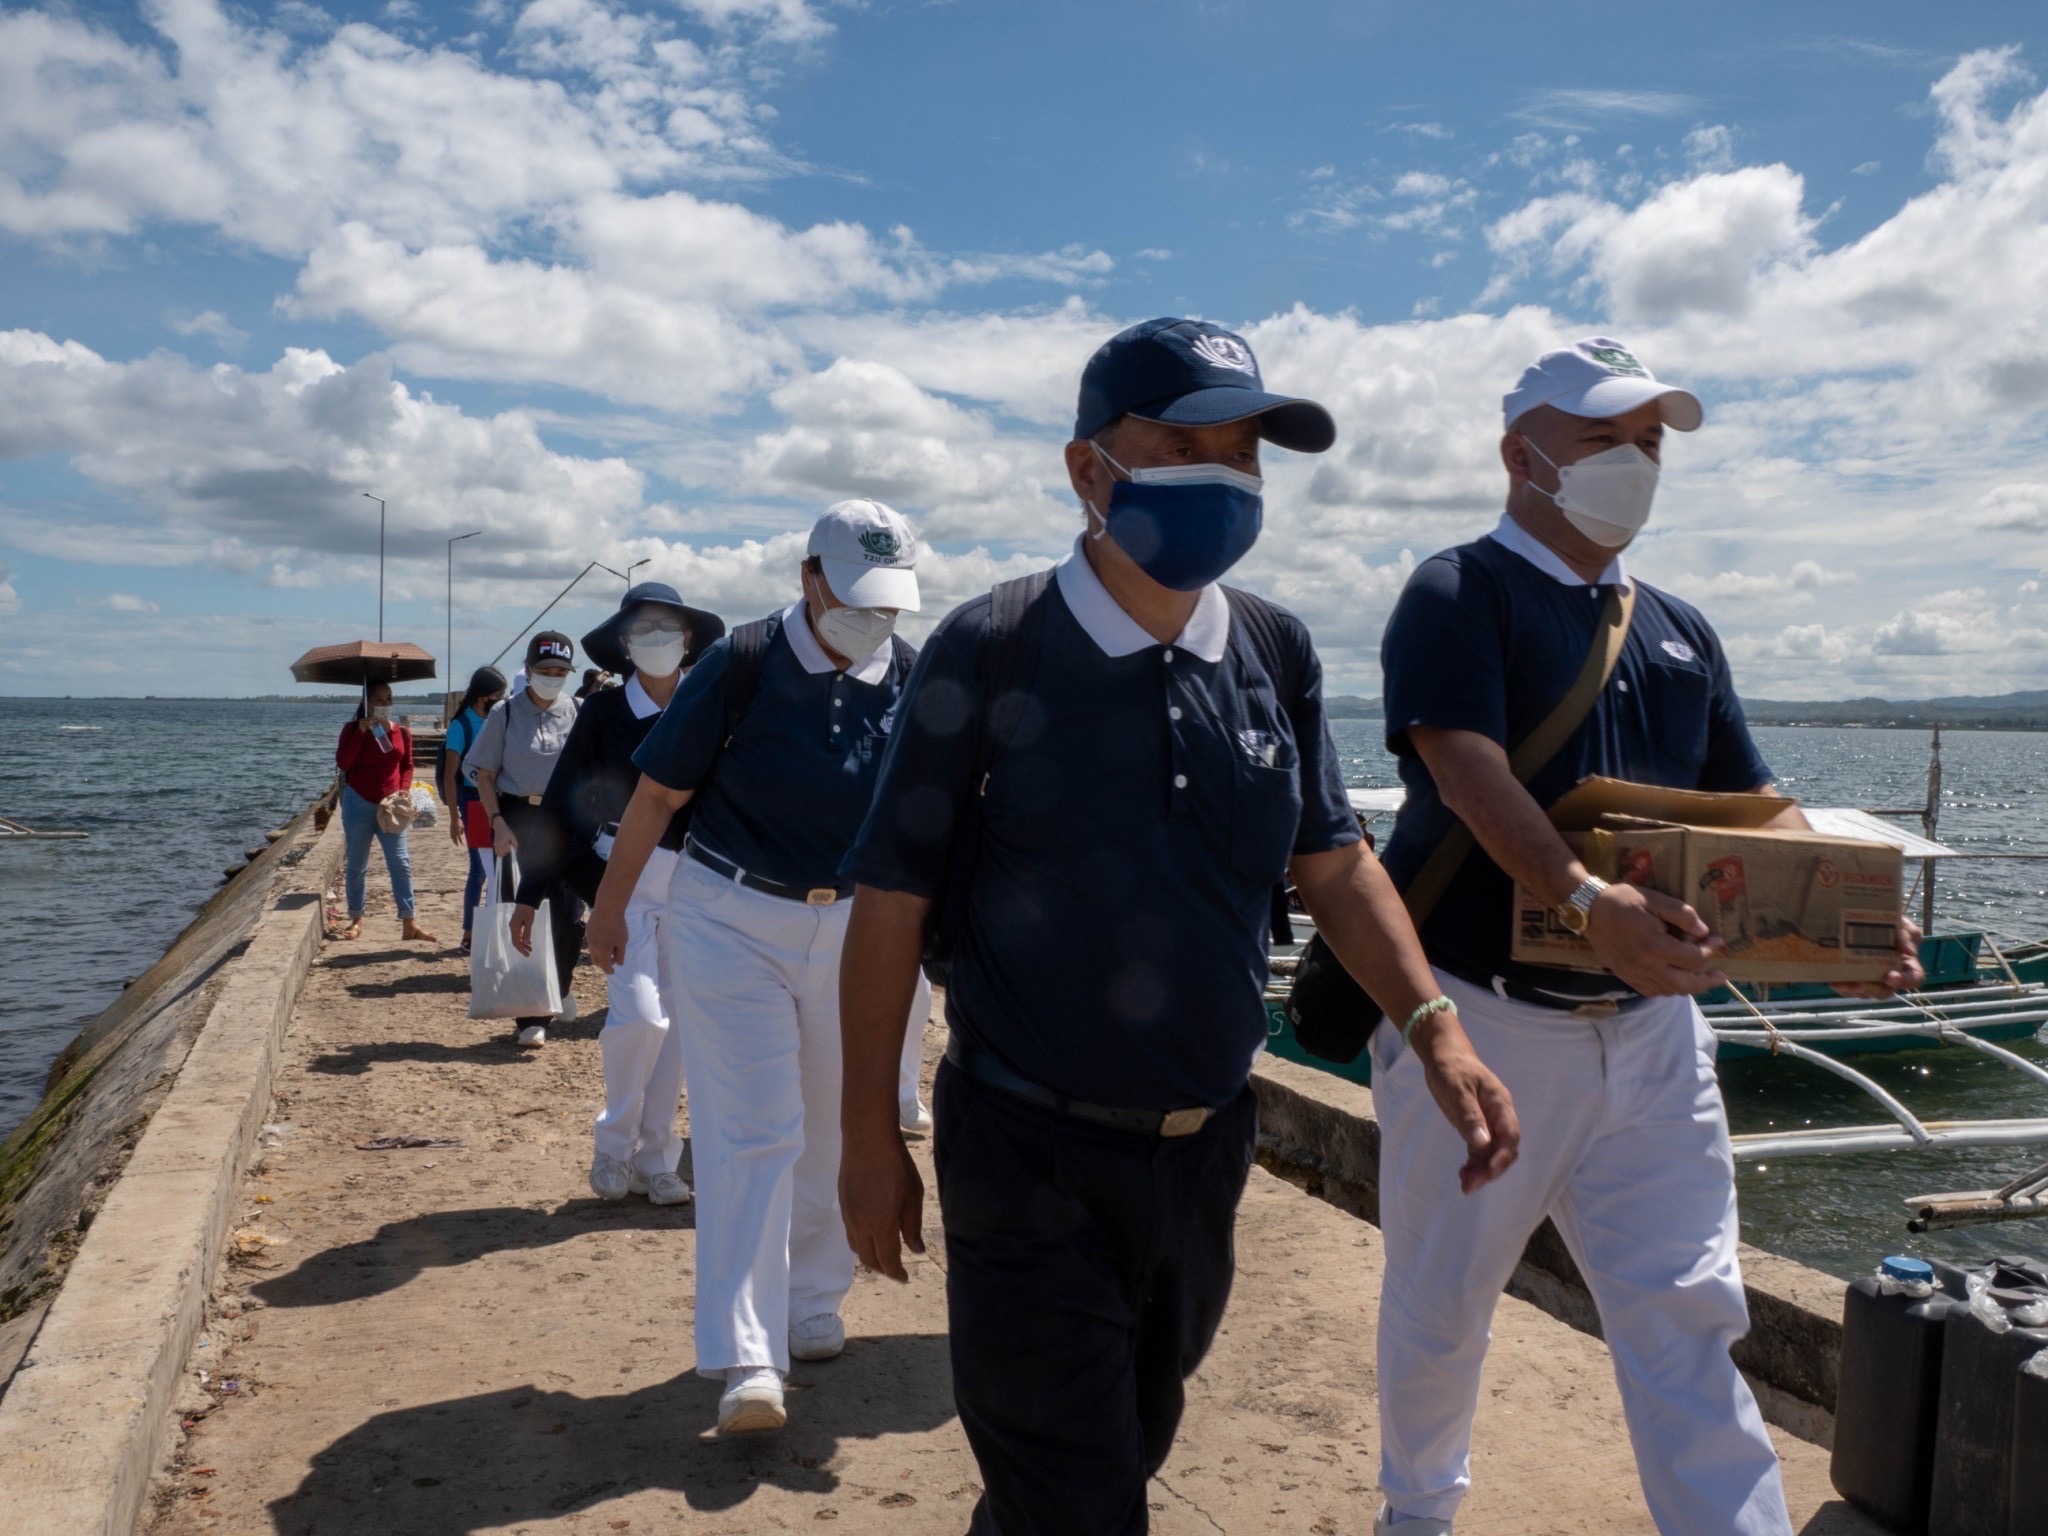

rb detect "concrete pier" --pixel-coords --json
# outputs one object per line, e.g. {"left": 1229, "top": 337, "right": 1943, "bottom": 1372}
{"left": 83, "top": 829, "right": 1878, "bottom": 1534}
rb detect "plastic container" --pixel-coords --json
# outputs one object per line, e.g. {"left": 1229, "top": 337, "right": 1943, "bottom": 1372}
{"left": 1928, "top": 1258, "right": 2048, "bottom": 1536}
{"left": 2008, "top": 1348, "right": 2048, "bottom": 1536}
{"left": 1831, "top": 1257, "right": 1955, "bottom": 1533}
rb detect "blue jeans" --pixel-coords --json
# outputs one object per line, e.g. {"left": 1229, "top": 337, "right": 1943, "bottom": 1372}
{"left": 340, "top": 785, "right": 416, "bottom": 920}
{"left": 463, "top": 847, "right": 489, "bottom": 938}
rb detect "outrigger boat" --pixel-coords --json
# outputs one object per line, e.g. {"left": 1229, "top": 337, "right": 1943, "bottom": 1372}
{"left": 0, "top": 815, "right": 88, "bottom": 841}
{"left": 1264, "top": 728, "right": 2048, "bottom": 1229}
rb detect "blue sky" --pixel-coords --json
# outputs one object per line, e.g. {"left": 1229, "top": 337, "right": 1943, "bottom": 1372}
{"left": 3, "top": 0, "right": 2047, "bottom": 696}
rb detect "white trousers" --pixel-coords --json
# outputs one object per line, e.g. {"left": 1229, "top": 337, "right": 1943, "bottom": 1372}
{"left": 593, "top": 846, "right": 686, "bottom": 1177}
{"left": 1373, "top": 969, "right": 1791, "bottom": 1535}
{"left": 666, "top": 855, "right": 930, "bottom": 1376}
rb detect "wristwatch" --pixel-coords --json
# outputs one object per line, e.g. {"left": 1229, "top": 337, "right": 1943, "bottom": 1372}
{"left": 1556, "top": 875, "right": 1610, "bottom": 935}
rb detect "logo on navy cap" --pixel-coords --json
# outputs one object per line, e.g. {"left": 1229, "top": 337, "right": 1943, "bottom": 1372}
{"left": 1192, "top": 334, "right": 1257, "bottom": 374}
{"left": 535, "top": 638, "right": 572, "bottom": 662}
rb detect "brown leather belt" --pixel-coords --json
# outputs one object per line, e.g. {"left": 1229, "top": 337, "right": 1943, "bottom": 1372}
{"left": 945, "top": 1034, "right": 1214, "bottom": 1138}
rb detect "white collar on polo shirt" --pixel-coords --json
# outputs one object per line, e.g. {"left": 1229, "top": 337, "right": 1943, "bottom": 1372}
{"left": 781, "top": 601, "right": 895, "bottom": 685}
{"left": 1487, "top": 512, "right": 1628, "bottom": 588}
{"left": 1053, "top": 536, "right": 1231, "bottom": 662}
{"left": 623, "top": 673, "right": 660, "bottom": 719}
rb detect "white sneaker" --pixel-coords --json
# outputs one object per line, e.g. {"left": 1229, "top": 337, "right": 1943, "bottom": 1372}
{"left": 589, "top": 1153, "right": 630, "bottom": 1201}
{"left": 1375, "top": 1507, "right": 1451, "bottom": 1535}
{"left": 516, "top": 1024, "right": 547, "bottom": 1047}
{"left": 556, "top": 994, "right": 578, "bottom": 1023}
{"left": 789, "top": 1313, "right": 845, "bottom": 1362}
{"left": 628, "top": 1169, "right": 693, "bottom": 1205}
{"left": 899, "top": 1096, "right": 932, "bottom": 1137}
{"left": 717, "top": 1367, "right": 786, "bottom": 1434}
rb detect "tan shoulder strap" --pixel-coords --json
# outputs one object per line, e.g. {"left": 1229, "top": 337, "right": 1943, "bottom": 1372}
{"left": 1398, "top": 580, "right": 1637, "bottom": 927}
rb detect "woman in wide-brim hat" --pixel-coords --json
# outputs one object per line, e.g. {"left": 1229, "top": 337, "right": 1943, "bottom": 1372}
{"left": 509, "top": 582, "right": 719, "bottom": 1204}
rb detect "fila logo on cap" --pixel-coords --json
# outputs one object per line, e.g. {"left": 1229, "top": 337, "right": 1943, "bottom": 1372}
{"left": 858, "top": 529, "right": 902, "bottom": 563}
{"left": 1583, "top": 343, "right": 1649, "bottom": 377}
{"left": 535, "top": 638, "right": 571, "bottom": 663}
{"left": 1192, "top": 334, "right": 1257, "bottom": 374}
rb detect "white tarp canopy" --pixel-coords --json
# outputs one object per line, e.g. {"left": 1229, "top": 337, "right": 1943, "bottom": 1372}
{"left": 1345, "top": 788, "right": 1962, "bottom": 859}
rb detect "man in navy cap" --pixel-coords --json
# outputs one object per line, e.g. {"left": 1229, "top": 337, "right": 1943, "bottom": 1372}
{"left": 838, "top": 318, "right": 1520, "bottom": 1534}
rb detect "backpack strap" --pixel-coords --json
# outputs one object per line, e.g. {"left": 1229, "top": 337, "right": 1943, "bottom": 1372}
{"left": 1219, "top": 587, "right": 1303, "bottom": 710}
{"left": 721, "top": 616, "right": 774, "bottom": 747}
{"left": 921, "top": 568, "right": 1056, "bottom": 982}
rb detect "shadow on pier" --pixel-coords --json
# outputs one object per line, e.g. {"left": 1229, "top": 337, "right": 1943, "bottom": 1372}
{"left": 253, "top": 1198, "right": 694, "bottom": 1308}
{"left": 306, "top": 1017, "right": 611, "bottom": 1075}
{"left": 264, "top": 1333, "right": 962, "bottom": 1532}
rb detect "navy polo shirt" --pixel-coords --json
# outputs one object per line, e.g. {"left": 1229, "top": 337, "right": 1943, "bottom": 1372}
{"left": 845, "top": 542, "right": 1359, "bottom": 1111}
{"left": 1379, "top": 516, "right": 1773, "bottom": 1002}
{"left": 633, "top": 605, "right": 913, "bottom": 890}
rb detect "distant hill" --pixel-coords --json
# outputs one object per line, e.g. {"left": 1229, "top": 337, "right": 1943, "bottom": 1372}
{"left": 1743, "top": 690, "right": 2048, "bottom": 731}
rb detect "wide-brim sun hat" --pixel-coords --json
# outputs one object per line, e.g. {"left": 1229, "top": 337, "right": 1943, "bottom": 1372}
{"left": 582, "top": 582, "right": 726, "bottom": 674}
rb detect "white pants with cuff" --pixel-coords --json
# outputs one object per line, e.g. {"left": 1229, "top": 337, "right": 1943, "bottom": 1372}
{"left": 1372, "top": 968, "right": 1790, "bottom": 1536}
{"left": 593, "top": 845, "right": 686, "bottom": 1178}
{"left": 666, "top": 853, "right": 930, "bottom": 1377}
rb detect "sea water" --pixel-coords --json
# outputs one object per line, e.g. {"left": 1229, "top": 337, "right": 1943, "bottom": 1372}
{"left": 4, "top": 702, "right": 2047, "bottom": 1278}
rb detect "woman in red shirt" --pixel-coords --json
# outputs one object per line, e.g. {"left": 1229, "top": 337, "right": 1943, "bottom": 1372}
{"left": 333, "top": 681, "right": 438, "bottom": 943}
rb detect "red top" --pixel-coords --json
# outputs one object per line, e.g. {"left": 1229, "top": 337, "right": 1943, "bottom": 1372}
{"left": 335, "top": 720, "right": 413, "bottom": 804}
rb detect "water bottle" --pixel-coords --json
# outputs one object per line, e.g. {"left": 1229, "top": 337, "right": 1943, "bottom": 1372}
{"left": 1831, "top": 1256, "right": 1954, "bottom": 1533}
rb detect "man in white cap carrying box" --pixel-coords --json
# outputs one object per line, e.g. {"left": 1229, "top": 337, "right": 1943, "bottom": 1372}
{"left": 588, "top": 499, "right": 932, "bottom": 1436}
{"left": 1368, "top": 339, "right": 1921, "bottom": 1534}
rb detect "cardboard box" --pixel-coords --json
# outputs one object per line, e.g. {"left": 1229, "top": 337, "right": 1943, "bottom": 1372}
{"left": 1510, "top": 777, "right": 1904, "bottom": 984}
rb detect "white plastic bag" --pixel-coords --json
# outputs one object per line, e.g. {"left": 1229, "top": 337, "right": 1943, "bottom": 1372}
{"left": 409, "top": 783, "right": 439, "bottom": 829}
{"left": 468, "top": 851, "right": 561, "bottom": 1020}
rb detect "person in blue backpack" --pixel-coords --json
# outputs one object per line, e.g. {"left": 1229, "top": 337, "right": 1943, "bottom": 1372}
{"left": 441, "top": 666, "right": 508, "bottom": 955}
{"left": 837, "top": 318, "right": 1520, "bottom": 1536}
{"left": 587, "top": 501, "right": 931, "bottom": 1438}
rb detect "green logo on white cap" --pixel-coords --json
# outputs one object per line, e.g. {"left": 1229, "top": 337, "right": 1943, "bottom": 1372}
{"left": 1584, "top": 344, "right": 1648, "bottom": 377}
{"left": 858, "top": 529, "right": 901, "bottom": 560}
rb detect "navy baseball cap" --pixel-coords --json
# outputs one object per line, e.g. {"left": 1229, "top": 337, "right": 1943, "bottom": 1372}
{"left": 1074, "top": 318, "right": 1337, "bottom": 453}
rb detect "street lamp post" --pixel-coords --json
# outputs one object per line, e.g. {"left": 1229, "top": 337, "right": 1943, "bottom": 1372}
{"left": 595, "top": 558, "right": 651, "bottom": 594}
{"left": 362, "top": 492, "right": 387, "bottom": 640}
{"left": 446, "top": 530, "right": 482, "bottom": 719}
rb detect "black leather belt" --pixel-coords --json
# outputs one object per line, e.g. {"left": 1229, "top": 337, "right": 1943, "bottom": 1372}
{"left": 685, "top": 837, "right": 850, "bottom": 907}
{"left": 1443, "top": 964, "right": 1637, "bottom": 1017}
{"left": 945, "top": 1034, "right": 1213, "bottom": 1138}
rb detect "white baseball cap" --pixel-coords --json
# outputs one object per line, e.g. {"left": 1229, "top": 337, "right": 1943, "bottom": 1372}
{"left": 1503, "top": 337, "right": 1703, "bottom": 433}
{"left": 808, "top": 499, "right": 921, "bottom": 611}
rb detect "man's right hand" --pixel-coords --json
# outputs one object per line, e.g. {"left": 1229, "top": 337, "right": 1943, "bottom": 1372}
{"left": 839, "top": 1125, "right": 926, "bottom": 1282}
{"left": 585, "top": 904, "right": 629, "bottom": 975}
{"left": 1584, "top": 882, "right": 1726, "bottom": 996}
{"left": 491, "top": 817, "right": 517, "bottom": 856}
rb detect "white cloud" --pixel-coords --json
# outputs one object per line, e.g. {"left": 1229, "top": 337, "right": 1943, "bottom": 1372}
{"left": 166, "top": 309, "right": 248, "bottom": 349}
{"left": 105, "top": 592, "right": 160, "bottom": 612}
{"left": 0, "top": 562, "right": 18, "bottom": 617}
{"left": 1512, "top": 88, "right": 1706, "bottom": 131}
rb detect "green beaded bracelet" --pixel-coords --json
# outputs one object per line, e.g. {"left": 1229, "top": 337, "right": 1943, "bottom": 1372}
{"left": 1400, "top": 994, "right": 1456, "bottom": 1050}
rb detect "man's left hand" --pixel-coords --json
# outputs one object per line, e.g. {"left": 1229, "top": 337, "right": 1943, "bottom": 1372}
{"left": 509, "top": 903, "right": 537, "bottom": 957}
{"left": 1834, "top": 916, "right": 1925, "bottom": 999}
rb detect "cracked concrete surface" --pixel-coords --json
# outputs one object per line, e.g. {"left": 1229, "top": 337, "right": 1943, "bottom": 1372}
{"left": 146, "top": 831, "right": 1880, "bottom": 1535}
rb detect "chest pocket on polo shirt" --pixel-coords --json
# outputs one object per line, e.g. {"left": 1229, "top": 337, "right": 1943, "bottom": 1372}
{"left": 1228, "top": 750, "right": 1302, "bottom": 883}
{"left": 1641, "top": 657, "right": 1711, "bottom": 779}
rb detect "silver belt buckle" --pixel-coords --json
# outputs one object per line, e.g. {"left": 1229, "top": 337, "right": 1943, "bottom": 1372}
{"left": 805, "top": 888, "right": 839, "bottom": 907}
{"left": 1159, "top": 1107, "right": 1210, "bottom": 1138}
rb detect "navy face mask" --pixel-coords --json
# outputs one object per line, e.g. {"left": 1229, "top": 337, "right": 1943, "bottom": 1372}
{"left": 1089, "top": 443, "right": 1264, "bottom": 592}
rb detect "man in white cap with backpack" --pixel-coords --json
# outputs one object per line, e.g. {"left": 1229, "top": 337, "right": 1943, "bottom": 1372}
{"left": 1366, "top": 338, "right": 1922, "bottom": 1534}
{"left": 587, "top": 499, "right": 931, "bottom": 1437}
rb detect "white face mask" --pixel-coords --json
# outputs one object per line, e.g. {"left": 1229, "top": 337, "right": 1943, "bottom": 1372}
{"left": 1523, "top": 437, "right": 1660, "bottom": 549}
{"left": 626, "top": 633, "right": 688, "bottom": 677}
{"left": 527, "top": 672, "right": 568, "bottom": 701}
{"left": 815, "top": 604, "right": 898, "bottom": 664}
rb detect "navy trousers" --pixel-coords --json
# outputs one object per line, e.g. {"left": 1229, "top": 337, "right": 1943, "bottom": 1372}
{"left": 934, "top": 1056, "right": 1257, "bottom": 1536}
